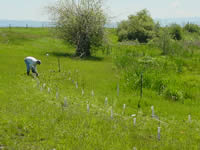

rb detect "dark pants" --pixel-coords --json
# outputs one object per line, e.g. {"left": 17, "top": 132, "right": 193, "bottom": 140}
{"left": 31, "top": 67, "right": 38, "bottom": 76}
{"left": 25, "top": 60, "right": 38, "bottom": 76}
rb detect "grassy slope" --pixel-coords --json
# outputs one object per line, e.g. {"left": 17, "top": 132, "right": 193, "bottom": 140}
{"left": 0, "top": 28, "right": 200, "bottom": 149}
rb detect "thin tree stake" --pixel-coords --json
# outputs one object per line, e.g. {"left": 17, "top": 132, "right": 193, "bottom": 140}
{"left": 57, "top": 57, "right": 61, "bottom": 72}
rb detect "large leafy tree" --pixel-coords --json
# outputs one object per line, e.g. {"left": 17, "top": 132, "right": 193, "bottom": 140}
{"left": 48, "top": 0, "right": 107, "bottom": 57}
{"left": 117, "top": 9, "right": 156, "bottom": 43}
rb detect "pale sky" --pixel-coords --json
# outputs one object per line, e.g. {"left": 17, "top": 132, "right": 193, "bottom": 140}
{"left": 0, "top": 0, "right": 199, "bottom": 21}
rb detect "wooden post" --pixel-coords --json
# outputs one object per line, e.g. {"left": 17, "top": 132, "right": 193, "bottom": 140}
{"left": 76, "top": 69, "right": 79, "bottom": 84}
{"left": 137, "top": 73, "right": 143, "bottom": 109}
{"left": 117, "top": 83, "right": 119, "bottom": 97}
{"left": 64, "top": 97, "right": 67, "bottom": 107}
{"left": 57, "top": 57, "right": 61, "bottom": 72}
{"left": 111, "top": 107, "right": 113, "bottom": 119}
{"left": 158, "top": 127, "right": 161, "bottom": 141}
{"left": 82, "top": 79, "right": 85, "bottom": 90}
{"left": 140, "top": 73, "right": 143, "bottom": 99}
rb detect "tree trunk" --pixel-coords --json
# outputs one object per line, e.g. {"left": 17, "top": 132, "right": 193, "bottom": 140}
{"left": 76, "top": 33, "right": 91, "bottom": 57}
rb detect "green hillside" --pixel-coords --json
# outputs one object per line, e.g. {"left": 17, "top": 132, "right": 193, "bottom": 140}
{"left": 0, "top": 27, "right": 200, "bottom": 149}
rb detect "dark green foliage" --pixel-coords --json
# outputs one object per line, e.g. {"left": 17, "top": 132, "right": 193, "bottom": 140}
{"left": 118, "top": 29, "right": 128, "bottom": 42}
{"left": 169, "top": 24, "right": 183, "bottom": 40}
{"left": 184, "top": 23, "right": 200, "bottom": 33}
{"left": 117, "top": 9, "right": 156, "bottom": 43}
{"left": 151, "top": 28, "right": 192, "bottom": 56}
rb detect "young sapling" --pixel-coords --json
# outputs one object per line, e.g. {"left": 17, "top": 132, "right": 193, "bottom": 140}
{"left": 117, "top": 83, "right": 119, "bottom": 96}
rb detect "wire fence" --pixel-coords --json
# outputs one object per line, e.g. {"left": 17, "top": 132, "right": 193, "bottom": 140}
{"left": 0, "top": 22, "right": 53, "bottom": 28}
{"left": 0, "top": 21, "right": 116, "bottom": 28}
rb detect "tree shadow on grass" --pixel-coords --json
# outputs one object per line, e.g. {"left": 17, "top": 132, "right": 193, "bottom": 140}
{"left": 49, "top": 52, "right": 104, "bottom": 61}
{"left": 50, "top": 52, "right": 74, "bottom": 57}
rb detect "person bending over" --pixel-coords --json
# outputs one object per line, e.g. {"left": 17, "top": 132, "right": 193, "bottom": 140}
{"left": 24, "top": 56, "right": 41, "bottom": 76}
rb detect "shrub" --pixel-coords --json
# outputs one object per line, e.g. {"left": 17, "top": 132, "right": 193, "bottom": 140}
{"left": 118, "top": 29, "right": 128, "bottom": 42}
{"left": 164, "top": 87, "right": 184, "bottom": 101}
{"left": 152, "top": 28, "right": 191, "bottom": 56}
{"left": 184, "top": 23, "right": 200, "bottom": 33}
{"left": 114, "top": 48, "right": 197, "bottom": 101}
{"left": 169, "top": 24, "right": 183, "bottom": 40}
{"left": 152, "top": 29, "right": 173, "bottom": 55}
{"left": 117, "top": 9, "right": 156, "bottom": 43}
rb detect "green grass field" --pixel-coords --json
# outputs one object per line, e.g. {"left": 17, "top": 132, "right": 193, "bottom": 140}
{"left": 0, "top": 27, "right": 200, "bottom": 149}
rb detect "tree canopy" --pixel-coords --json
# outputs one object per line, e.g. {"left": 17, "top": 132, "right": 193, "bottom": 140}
{"left": 48, "top": 0, "right": 107, "bottom": 57}
{"left": 117, "top": 9, "right": 156, "bottom": 43}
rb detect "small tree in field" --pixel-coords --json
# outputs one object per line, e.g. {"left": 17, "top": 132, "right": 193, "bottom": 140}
{"left": 48, "top": 0, "right": 107, "bottom": 57}
{"left": 117, "top": 9, "right": 156, "bottom": 43}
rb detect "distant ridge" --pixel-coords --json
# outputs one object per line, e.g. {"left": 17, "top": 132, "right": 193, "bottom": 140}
{"left": 155, "top": 17, "right": 200, "bottom": 26}
{"left": 0, "top": 17, "right": 200, "bottom": 28}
